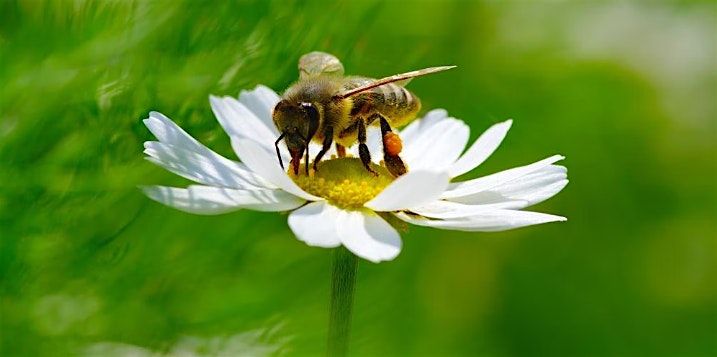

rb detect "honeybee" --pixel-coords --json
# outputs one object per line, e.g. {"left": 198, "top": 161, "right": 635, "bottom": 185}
{"left": 272, "top": 51, "right": 455, "bottom": 177}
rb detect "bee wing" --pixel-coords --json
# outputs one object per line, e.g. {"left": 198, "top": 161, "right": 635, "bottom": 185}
{"left": 394, "top": 78, "right": 412, "bottom": 87}
{"left": 299, "top": 52, "right": 345, "bottom": 79}
{"left": 337, "top": 66, "right": 456, "bottom": 99}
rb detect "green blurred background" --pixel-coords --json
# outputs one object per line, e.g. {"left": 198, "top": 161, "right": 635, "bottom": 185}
{"left": 1, "top": 0, "right": 716, "bottom": 356}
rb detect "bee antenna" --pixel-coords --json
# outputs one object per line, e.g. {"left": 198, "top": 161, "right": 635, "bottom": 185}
{"left": 275, "top": 132, "right": 286, "bottom": 170}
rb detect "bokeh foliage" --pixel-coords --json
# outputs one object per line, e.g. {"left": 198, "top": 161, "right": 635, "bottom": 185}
{"left": 1, "top": 0, "right": 716, "bottom": 355}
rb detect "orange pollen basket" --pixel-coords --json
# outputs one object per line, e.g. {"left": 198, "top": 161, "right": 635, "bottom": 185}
{"left": 383, "top": 132, "right": 403, "bottom": 156}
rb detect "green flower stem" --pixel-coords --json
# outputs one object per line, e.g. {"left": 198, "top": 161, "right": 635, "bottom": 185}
{"left": 327, "top": 247, "right": 359, "bottom": 357}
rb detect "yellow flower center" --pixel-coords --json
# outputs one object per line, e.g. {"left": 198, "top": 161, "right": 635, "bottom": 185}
{"left": 289, "top": 158, "right": 394, "bottom": 209}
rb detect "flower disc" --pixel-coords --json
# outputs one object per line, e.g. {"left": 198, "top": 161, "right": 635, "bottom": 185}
{"left": 289, "top": 158, "right": 394, "bottom": 209}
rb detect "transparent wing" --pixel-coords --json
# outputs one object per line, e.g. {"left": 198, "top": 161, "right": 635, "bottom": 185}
{"left": 337, "top": 65, "right": 456, "bottom": 99}
{"left": 299, "top": 51, "right": 345, "bottom": 79}
{"left": 394, "top": 78, "right": 412, "bottom": 87}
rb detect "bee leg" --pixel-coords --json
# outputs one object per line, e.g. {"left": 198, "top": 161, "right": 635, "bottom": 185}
{"left": 377, "top": 114, "right": 407, "bottom": 177}
{"left": 335, "top": 143, "right": 346, "bottom": 158}
{"left": 304, "top": 141, "right": 310, "bottom": 176}
{"left": 313, "top": 126, "right": 334, "bottom": 172}
{"left": 358, "top": 119, "right": 378, "bottom": 176}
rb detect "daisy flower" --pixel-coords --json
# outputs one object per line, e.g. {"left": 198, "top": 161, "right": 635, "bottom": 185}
{"left": 142, "top": 85, "right": 568, "bottom": 263}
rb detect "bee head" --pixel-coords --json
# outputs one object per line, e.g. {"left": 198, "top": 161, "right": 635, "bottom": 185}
{"left": 272, "top": 100, "right": 320, "bottom": 174}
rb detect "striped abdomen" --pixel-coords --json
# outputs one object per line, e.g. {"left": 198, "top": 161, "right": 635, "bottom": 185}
{"left": 343, "top": 76, "right": 421, "bottom": 127}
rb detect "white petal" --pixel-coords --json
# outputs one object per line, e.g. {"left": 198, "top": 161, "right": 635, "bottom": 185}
{"left": 442, "top": 155, "right": 565, "bottom": 199}
{"left": 288, "top": 201, "right": 341, "bottom": 248}
{"left": 143, "top": 185, "right": 304, "bottom": 215}
{"left": 395, "top": 209, "right": 566, "bottom": 232}
{"left": 449, "top": 165, "right": 568, "bottom": 208}
{"left": 210, "top": 95, "right": 285, "bottom": 160}
{"left": 365, "top": 170, "right": 450, "bottom": 212}
{"left": 411, "top": 200, "right": 528, "bottom": 219}
{"left": 400, "top": 109, "right": 448, "bottom": 147}
{"left": 237, "top": 85, "right": 281, "bottom": 131}
{"left": 366, "top": 126, "right": 383, "bottom": 160}
{"left": 143, "top": 112, "right": 271, "bottom": 189}
{"left": 337, "top": 209, "right": 401, "bottom": 263}
{"left": 143, "top": 111, "right": 213, "bottom": 156}
{"left": 144, "top": 141, "right": 272, "bottom": 189}
{"left": 402, "top": 118, "right": 469, "bottom": 171}
{"left": 449, "top": 119, "right": 513, "bottom": 177}
{"left": 232, "top": 136, "right": 322, "bottom": 201}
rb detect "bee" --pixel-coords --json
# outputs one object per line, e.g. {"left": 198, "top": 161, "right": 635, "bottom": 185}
{"left": 272, "top": 51, "right": 455, "bottom": 177}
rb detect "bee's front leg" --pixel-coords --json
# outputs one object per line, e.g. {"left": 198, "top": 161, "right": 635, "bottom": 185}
{"left": 375, "top": 114, "right": 407, "bottom": 177}
{"left": 313, "top": 126, "right": 333, "bottom": 172}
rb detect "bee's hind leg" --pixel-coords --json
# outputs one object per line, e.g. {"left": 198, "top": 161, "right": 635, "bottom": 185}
{"left": 376, "top": 115, "right": 407, "bottom": 177}
{"left": 357, "top": 119, "right": 378, "bottom": 176}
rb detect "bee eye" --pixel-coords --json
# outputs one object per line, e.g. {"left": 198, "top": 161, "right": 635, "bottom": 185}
{"left": 300, "top": 102, "right": 317, "bottom": 114}
{"left": 300, "top": 102, "right": 320, "bottom": 138}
